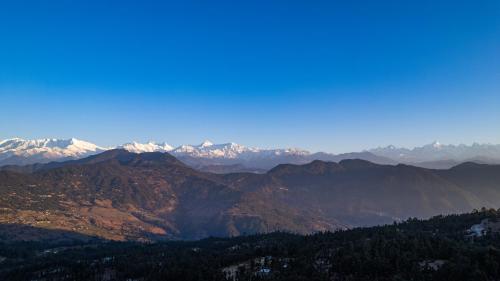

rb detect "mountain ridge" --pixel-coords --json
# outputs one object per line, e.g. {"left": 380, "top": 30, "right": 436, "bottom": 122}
{"left": 0, "top": 138, "right": 394, "bottom": 171}
{"left": 1, "top": 150, "right": 500, "bottom": 241}
{"left": 3, "top": 138, "right": 500, "bottom": 171}
{"left": 369, "top": 141, "right": 500, "bottom": 165}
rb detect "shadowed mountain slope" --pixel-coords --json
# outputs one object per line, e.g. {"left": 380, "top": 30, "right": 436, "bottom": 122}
{"left": 0, "top": 151, "right": 499, "bottom": 241}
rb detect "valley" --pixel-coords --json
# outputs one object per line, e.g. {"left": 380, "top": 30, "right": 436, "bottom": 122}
{"left": 1, "top": 149, "right": 500, "bottom": 241}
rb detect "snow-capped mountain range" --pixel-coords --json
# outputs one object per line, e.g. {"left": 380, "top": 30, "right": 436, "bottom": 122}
{"left": 0, "top": 138, "right": 107, "bottom": 166}
{"left": 2, "top": 138, "right": 500, "bottom": 170}
{"left": 0, "top": 138, "right": 311, "bottom": 168}
{"left": 120, "top": 141, "right": 174, "bottom": 154}
{"left": 368, "top": 141, "right": 500, "bottom": 164}
{"left": 119, "top": 139, "right": 309, "bottom": 159}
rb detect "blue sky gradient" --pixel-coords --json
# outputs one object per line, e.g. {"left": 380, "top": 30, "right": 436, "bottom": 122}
{"left": 0, "top": 0, "right": 499, "bottom": 153}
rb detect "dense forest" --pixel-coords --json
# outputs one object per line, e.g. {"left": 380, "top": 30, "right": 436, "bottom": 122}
{"left": 1, "top": 209, "right": 500, "bottom": 281}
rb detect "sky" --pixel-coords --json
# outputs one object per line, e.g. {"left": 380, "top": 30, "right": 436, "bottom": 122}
{"left": 0, "top": 0, "right": 499, "bottom": 153}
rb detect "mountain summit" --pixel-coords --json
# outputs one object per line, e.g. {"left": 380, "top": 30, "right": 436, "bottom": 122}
{"left": 119, "top": 141, "right": 174, "bottom": 153}
{"left": 0, "top": 138, "right": 106, "bottom": 166}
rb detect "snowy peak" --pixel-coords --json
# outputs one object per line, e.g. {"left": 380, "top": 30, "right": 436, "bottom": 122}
{"left": 0, "top": 138, "right": 104, "bottom": 154}
{"left": 369, "top": 142, "right": 500, "bottom": 163}
{"left": 119, "top": 140, "right": 310, "bottom": 160}
{"left": 199, "top": 140, "right": 214, "bottom": 148}
{"left": 430, "top": 141, "right": 442, "bottom": 149}
{"left": 172, "top": 141, "right": 256, "bottom": 159}
{"left": 0, "top": 137, "right": 106, "bottom": 163}
{"left": 120, "top": 141, "right": 174, "bottom": 153}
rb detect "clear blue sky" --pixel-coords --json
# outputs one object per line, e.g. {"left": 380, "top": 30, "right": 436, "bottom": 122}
{"left": 0, "top": 0, "right": 499, "bottom": 153}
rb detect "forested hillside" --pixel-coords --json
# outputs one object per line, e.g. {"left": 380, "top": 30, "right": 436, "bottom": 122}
{"left": 1, "top": 209, "right": 500, "bottom": 281}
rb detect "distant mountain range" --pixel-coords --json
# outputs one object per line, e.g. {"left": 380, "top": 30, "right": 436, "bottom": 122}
{"left": 0, "top": 138, "right": 395, "bottom": 171}
{"left": 2, "top": 138, "right": 500, "bottom": 170}
{"left": 1, "top": 149, "right": 500, "bottom": 241}
{"left": 369, "top": 141, "right": 500, "bottom": 168}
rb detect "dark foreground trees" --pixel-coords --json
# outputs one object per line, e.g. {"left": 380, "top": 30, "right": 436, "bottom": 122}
{"left": 1, "top": 209, "right": 500, "bottom": 281}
